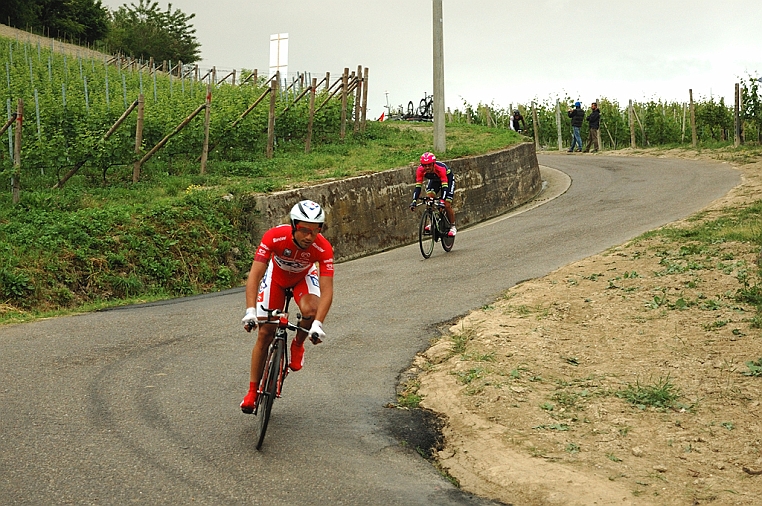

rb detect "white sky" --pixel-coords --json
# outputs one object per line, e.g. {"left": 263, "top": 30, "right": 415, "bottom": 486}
{"left": 99, "top": 0, "right": 761, "bottom": 118}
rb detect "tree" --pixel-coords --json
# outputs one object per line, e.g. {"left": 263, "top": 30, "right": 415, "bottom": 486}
{"left": 1, "top": 0, "right": 109, "bottom": 44}
{"left": 39, "top": 0, "right": 110, "bottom": 43}
{"left": 1, "top": 0, "right": 38, "bottom": 29}
{"left": 106, "top": 0, "right": 201, "bottom": 64}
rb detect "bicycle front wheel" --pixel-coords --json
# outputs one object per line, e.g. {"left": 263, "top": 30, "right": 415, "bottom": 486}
{"left": 419, "top": 209, "right": 435, "bottom": 258}
{"left": 255, "top": 338, "right": 284, "bottom": 450}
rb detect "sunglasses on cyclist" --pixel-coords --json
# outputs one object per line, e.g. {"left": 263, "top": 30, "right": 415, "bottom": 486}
{"left": 295, "top": 225, "right": 322, "bottom": 236}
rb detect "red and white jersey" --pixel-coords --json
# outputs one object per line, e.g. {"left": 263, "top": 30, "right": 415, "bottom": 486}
{"left": 254, "top": 224, "right": 334, "bottom": 286}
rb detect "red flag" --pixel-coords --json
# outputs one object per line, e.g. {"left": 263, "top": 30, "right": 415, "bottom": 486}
{"left": 378, "top": 112, "right": 385, "bottom": 121}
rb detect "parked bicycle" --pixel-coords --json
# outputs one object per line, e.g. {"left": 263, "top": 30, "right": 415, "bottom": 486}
{"left": 418, "top": 92, "right": 433, "bottom": 119}
{"left": 244, "top": 288, "right": 319, "bottom": 450}
{"left": 414, "top": 196, "right": 455, "bottom": 258}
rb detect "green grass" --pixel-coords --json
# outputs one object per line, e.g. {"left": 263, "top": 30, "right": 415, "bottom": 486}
{"left": 0, "top": 122, "right": 522, "bottom": 322}
{"left": 616, "top": 376, "right": 682, "bottom": 410}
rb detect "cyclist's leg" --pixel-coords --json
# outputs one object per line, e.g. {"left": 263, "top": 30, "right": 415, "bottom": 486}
{"left": 250, "top": 266, "right": 286, "bottom": 386}
{"left": 292, "top": 265, "right": 321, "bottom": 346}
{"left": 443, "top": 176, "right": 455, "bottom": 226}
{"left": 289, "top": 267, "right": 321, "bottom": 370}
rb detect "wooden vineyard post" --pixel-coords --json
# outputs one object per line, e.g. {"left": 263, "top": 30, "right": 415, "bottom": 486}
{"left": 555, "top": 100, "right": 563, "bottom": 151}
{"left": 306, "top": 77, "right": 317, "bottom": 153}
{"left": 689, "top": 89, "right": 697, "bottom": 148}
{"left": 361, "top": 67, "right": 369, "bottom": 131}
{"left": 340, "top": 68, "right": 348, "bottom": 140}
{"left": 629, "top": 99, "right": 636, "bottom": 148}
{"left": 267, "top": 74, "right": 277, "bottom": 158}
{"left": 54, "top": 98, "right": 140, "bottom": 188}
{"left": 531, "top": 102, "right": 540, "bottom": 151}
{"left": 353, "top": 65, "right": 362, "bottom": 134}
{"left": 200, "top": 84, "right": 211, "bottom": 174}
{"left": 324, "top": 72, "right": 330, "bottom": 91}
{"left": 735, "top": 83, "right": 740, "bottom": 148}
{"left": 135, "top": 102, "right": 207, "bottom": 175}
{"left": 133, "top": 94, "right": 144, "bottom": 183}
{"left": 12, "top": 99, "right": 22, "bottom": 204}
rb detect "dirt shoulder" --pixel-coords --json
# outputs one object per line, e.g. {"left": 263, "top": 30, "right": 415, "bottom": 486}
{"left": 414, "top": 149, "right": 762, "bottom": 505}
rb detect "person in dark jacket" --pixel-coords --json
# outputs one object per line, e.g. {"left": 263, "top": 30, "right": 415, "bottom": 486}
{"left": 583, "top": 102, "right": 600, "bottom": 153}
{"left": 511, "top": 109, "right": 526, "bottom": 132}
{"left": 567, "top": 101, "right": 585, "bottom": 152}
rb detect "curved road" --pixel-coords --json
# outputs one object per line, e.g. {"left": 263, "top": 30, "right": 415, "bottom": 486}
{"left": 0, "top": 154, "right": 739, "bottom": 505}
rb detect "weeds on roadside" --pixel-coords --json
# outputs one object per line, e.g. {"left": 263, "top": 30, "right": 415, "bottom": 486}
{"left": 616, "top": 376, "right": 682, "bottom": 410}
{"left": 396, "top": 379, "right": 422, "bottom": 408}
{"left": 743, "top": 358, "right": 762, "bottom": 377}
{"left": 451, "top": 324, "right": 477, "bottom": 355}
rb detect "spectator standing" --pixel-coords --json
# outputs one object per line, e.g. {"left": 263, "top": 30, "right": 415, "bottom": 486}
{"left": 567, "top": 101, "right": 585, "bottom": 152}
{"left": 583, "top": 102, "right": 601, "bottom": 153}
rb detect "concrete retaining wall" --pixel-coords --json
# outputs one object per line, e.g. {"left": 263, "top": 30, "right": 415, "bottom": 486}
{"left": 246, "top": 142, "right": 541, "bottom": 261}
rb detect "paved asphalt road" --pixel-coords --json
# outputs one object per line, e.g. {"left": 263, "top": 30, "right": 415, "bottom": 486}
{"left": 0, "top": 154, "right": 740, "bottom": 505}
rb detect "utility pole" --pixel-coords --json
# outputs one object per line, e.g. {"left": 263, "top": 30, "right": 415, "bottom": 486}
{"left": 432, "top": 0, "right": 446, "bottom": 152}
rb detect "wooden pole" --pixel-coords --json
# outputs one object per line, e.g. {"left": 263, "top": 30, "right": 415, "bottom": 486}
{"left": 681, "top": 102, "right": 687, "bottom": 143}
{"left": 340, "top": 68, "right": 348, "bottom": 140}
{"left": 361, "top": 67, "right": 368, "bottom": 132}
{"left": 325, "top": 72, "right": 330, "bottom": 91}
{"left": 632, "top": 105, "right": 646, "bottom": 146}
{"left": 555, "top": 100, "right": 563, "bottom": 151}
{"left": 267, "top": 74, "right": 277, "bottom": 158}
{"left": 432, "top": 0, "right": 446, "bottom": 152}
{"left": 54, "top": 99, "right": 140, "bottom": 188}
{"left": 200, "top": 84, "right": 211, "bottom": 174}
{"left": 739, "top": 84, "right": 744, "bottom": 145}
{"left": 306, "top": 77, "right": 317, "bottom": 153}
{"left": 353, "top": 65, "right": 362, "bottom": 134}
{"left": 132, "top": 94, "right": 144, "bottom": 183}
{"left": 12, "top": 99, "right": 22, "bottom": 204}
{"left": 735, "top": 83, "right": 740, "bottom": 148}
{"left": 531, "top": 102, "right": 540, "bottom": 151}
{"left": 137, "top": 102, "right": 207, "bottom": 168}
{"left": 0, "top": 114, "right": 16, "bottom": 137}
{"left": 689, "top": 89, "right": 697, "bottom": 148}
{"left": 629, "top": 99, "right": 636, "bottom": 148}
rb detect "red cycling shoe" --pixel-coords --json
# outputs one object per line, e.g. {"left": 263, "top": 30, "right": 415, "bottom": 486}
{"left": 290, "top": 340, "right": 305, "bottom": 371}
{"left": 240, "top": 390, "right": 257, "bottom": 414}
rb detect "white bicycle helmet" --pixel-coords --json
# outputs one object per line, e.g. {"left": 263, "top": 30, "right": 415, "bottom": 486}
{"left": 289, "top": 200, "right": 325, "bottom": 226}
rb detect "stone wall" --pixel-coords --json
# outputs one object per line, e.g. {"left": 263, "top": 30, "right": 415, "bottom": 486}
{"left": 246, "top": 142, "right": 541, "bottom": 261}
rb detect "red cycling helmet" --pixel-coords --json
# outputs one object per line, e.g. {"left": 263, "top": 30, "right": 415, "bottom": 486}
{"left": 420, "top": 152, "right": 436, "bottom": 165}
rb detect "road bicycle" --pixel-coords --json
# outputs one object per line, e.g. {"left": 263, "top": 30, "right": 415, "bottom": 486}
{"left": 418, "top": 92, "right": 433, "bottom": 119}
{"left": 245, "top": 288, "right": 318, "bottom": 450}
{"left": 414, "top": 197, "right": 454, "bottom": 258}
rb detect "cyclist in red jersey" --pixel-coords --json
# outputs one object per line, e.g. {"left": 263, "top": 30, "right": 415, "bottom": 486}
{"left": 409, "top": 152, "right": 456, "bottom": 236}
{"left": 240, "top": 200, "right": 335, "bottom": 413}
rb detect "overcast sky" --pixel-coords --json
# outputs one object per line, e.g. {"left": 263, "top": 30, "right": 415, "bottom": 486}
{"left": 100, "top": 0, "right": 761, "bottom": 117}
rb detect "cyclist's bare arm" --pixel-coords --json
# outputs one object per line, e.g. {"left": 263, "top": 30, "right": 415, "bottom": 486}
{"left": 245, "top": 259, "right": 268, "bottom": 308}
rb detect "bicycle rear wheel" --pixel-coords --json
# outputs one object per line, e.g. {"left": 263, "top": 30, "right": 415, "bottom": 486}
{"left": 440, "top": 212, "right": 455, "bottom": 252}
{"left": 255, "top": 337, "right": 284, "bottom": 450}
{"left": 418, "top": 209, "right": 435, "bottom": 258}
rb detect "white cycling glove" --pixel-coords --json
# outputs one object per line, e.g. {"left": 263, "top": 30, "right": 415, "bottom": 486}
{"left": 242, "top": 307, "right": 257, "bottom": 330}
{"left": 309, "top": 320, "right": 326, "bottom": 344}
